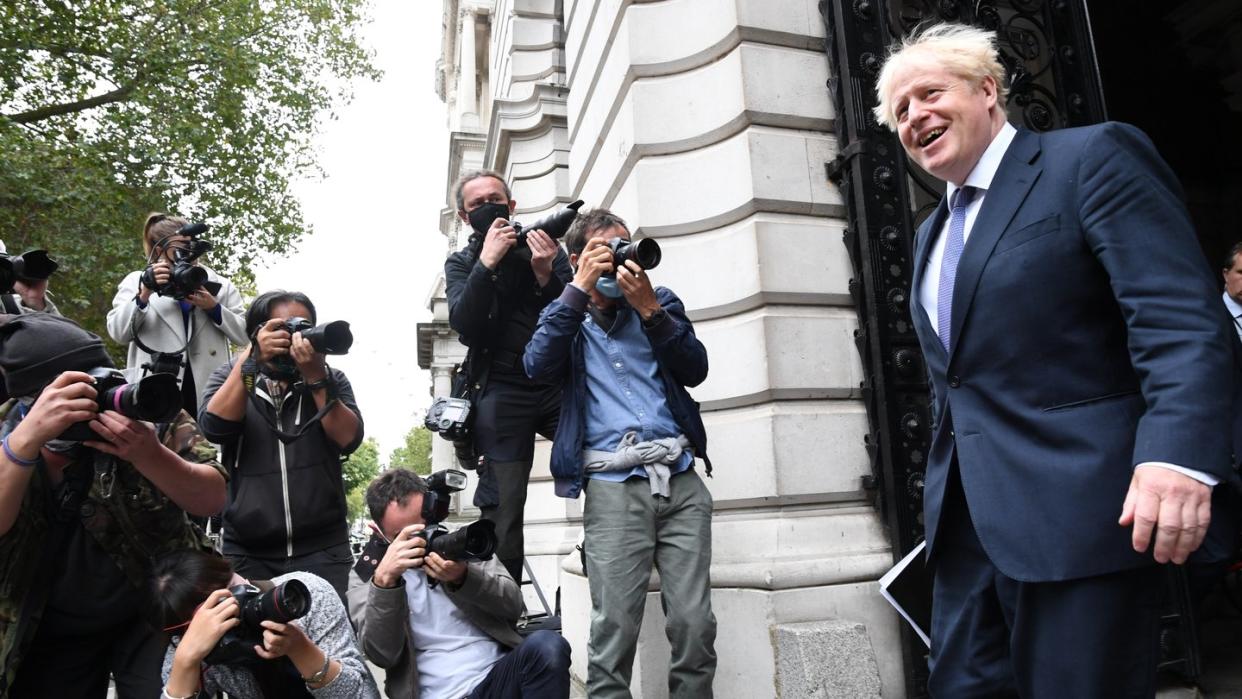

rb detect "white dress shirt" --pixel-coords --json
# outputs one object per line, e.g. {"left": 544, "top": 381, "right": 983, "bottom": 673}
{"left": 1223, "top": 292, "right": 1242, "bottom": 342}
{"left": 918, "top": 122, "right": 1215, "bottom": 487}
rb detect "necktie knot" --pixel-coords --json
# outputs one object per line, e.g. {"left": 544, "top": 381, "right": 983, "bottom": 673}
{"left": 952, "top": 185, "right": 977, "bottom": 212}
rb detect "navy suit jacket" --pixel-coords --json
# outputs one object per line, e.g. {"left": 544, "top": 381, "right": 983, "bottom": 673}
{"left": 911, "top": 122, "right": 1236, "bottom": 582}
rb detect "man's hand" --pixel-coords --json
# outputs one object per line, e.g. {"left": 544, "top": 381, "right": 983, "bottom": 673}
{"left": 7, "top": 372, "right": 98, "bottom": 456}
{"left": 527, "top": 229, "right": 558, "bottom": 287}
{"left": 424, "top": 552, "right": 467, "bottom": 585}
{"left": 184, "top": 286, "right": 219, "bottom": 311}
{"left": 83, "top": 411, "right": 164, "bottom": 465}
{"left": 1119, "top": 465, "right": 1212, "bottom": 564}
{"left": 572, "top": 237, "right": 614, "bottom": 292}
{"left": 12, "top": 279, "right": 49, "bottom": 311}
{"left": 617, "top": 260, "right": 661, "bottom": 319}
{"left": 479, "top": 216, "right": 518, "bottom": 270}
{"left": 289, "top": 332, "right": 328, "bottom": 384}
{"left": 254, "top": 317, "right": 291, "bottom": 363}
{"left": 373, "top": 526, "right": 427, "bottom": 588}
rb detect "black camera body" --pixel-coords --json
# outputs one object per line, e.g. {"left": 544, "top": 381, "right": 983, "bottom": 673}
{"left": 608, "top": 237, "right": 662, "bottom": 271}
{"left": 141, "top": 222, "right": 213, "bottom": 299}
{"left": 425, "top": 396, "right": 472, "bottom": 441}
{"left": 416, "top": 469, "right": 497, "bottom": 563}
{"left": 203, "top": 579, "right": 312, "bottom": 666}
{"left": 58, "top": 367, "right": 182, "bottom": 441}
{"left": 283, "top": 317, "right": 353, "bottom": 355}
{"left": 0, "top": 249, "right": 59, "bottom": 294}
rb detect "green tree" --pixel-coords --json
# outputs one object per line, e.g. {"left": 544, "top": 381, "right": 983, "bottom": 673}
{"left": 0, "top": 0, "right": 379, "bottom": 351}
{"left": 341, "top": 436, "right": 380, "bottom": 522}
{"left": 388, "top": 425, "right": 432, "bottom": 475}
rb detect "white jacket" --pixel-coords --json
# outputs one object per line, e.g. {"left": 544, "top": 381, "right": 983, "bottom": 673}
{"left": 105, "top": 265, "right": 248, "bottom": 410}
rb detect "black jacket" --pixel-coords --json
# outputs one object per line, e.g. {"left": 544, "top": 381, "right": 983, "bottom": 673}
{"left": 199, "top": 360, "right": 364, "bottom": 558}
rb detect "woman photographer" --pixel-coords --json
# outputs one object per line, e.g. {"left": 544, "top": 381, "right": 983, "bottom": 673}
{"left": 106, "top": 213, "right": 248, "bottom": 417}
{"left": 151, "top": 549, "right": 378, "bottom": 698}
{"left": 200, "top": 290, "right": 363, "bottom": 601}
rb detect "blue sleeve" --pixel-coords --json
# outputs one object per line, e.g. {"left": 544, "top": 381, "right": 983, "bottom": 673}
{"left": 645, "top": 287, "right": 709, "bottom": 388}
{"left": 524, "top": 285, "right": 588, "bottom": 382}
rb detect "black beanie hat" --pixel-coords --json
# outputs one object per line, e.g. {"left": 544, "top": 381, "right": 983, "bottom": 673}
{"left": 0, "top": 313, "right": 114, "bottom": 397}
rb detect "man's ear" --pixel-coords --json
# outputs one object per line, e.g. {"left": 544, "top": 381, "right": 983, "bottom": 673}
{"left": 507, "top": 199, "right": 517, "bottom": 216}
{"left": 457, "top": 209, "right": 469, "bottom": 224}
{"left": 570, "top": 253, "right": 579, "bottom": 269}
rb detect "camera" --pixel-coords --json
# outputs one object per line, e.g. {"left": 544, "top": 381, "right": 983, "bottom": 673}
{"left": 283, "top": 317, "right": 353, "bottom": 355}
{"left": 202, "top": 579, "right": 312, "bottom": 665}
{"left": 425, "top": 396, "right": 472, "bottom": 441}
{"left": 58, "top": 367, "right": 183, "bottom": 441}
{"left": 141, "top": 222, "right": 213, "bottom": 299}
{"left": 609, "top": 237, "right": 662, "bottom": 270}
{"left": 0, "top": 249, "right": 59, "bottom": 294}
{"left": 416, "top": 469, "right": 498, "bottom": 564}
{"left": 513, "top": 200, "right": 585, "bottom": 246}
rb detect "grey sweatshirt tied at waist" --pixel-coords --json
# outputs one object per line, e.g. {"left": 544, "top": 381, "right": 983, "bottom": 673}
{"left": 583, "top": 431, "right": 692, "bottom": 497}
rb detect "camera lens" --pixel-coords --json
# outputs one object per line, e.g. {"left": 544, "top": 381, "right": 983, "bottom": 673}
{"left": 106, "top": 373, "right": 181, "bottom": 422}
{"left": 259, "top": 579, "right": 312, "bottom": 624}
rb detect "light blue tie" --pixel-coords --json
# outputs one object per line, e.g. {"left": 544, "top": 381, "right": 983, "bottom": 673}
{"left": 937, "top": 186, "right": 976, "bottom": 352}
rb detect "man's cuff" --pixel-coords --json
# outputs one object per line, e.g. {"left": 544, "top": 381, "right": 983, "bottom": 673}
{"left": 1135, "top": 462, "right": 1219, "bottom": 487}
{"left": 560, "top": 283, "right": 590, "bottom": 312}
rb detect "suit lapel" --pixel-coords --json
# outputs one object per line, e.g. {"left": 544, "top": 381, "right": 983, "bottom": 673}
{"left": 911, "top": 199, "right": 949, "bottom": 305}
{"left": 948, "top": 128, "right": 1043, "bottom": 361}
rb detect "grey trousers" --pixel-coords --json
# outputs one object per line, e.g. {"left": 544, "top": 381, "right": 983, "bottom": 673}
{"left": 583, "top": 469, "right": 717, "bottom": 698}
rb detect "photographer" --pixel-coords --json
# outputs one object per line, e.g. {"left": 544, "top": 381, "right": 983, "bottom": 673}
{"left": 0, "top": 240, "right": 61, "bottom": 316}
{"left": 346, "top": 468, "right": 570, "bottom": 698}
{"left": 0, "top": 313, "right": 226, "bottom": 697}
{"left": 445, "top": 170, "right": 573, "bottom": 583}
{"left": 106, "top": 212, "right": 248, "bottom": 417}
{"left": 524, "top": 209, "right": 716, "bottom": 697}
{"left": 151, "top": 549, "right": 379, "bottom": 698}
{"left": 200, "top": 290, "right": 363, "bottom": 601}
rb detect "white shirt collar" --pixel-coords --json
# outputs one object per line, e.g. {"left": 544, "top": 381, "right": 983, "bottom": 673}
{"left": 946, "top": 122, "right": 1018, "bottom": 203}
{"left": 1223, "top": 291, "right": 1242, "bottom": 319}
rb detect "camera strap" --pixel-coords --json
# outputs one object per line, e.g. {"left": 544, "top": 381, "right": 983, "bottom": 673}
{"left": 129, "top": 295, "right": 192, "bottom": 359}
{"left": 239, "top": 358, "right": 340, "bottom": 444}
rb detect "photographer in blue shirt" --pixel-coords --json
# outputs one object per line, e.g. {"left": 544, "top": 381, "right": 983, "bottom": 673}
{"left": 524, "top": 208, "right": 716, "bottom": 698}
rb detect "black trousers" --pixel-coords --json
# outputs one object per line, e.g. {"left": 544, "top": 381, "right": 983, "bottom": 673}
{"left": 226, "top": 541, "right": 353, "bottom": 606}
{"left": 10, "top": 616, "right": 165, "bottom": 699}
{"left": 928, "top": 465, "right": 1163, "bottom": 698}
{"left": 472, "top": 373, "right": 560, "bottom": 583}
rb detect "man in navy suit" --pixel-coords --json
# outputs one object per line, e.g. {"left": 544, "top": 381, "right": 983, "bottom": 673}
{"left": 873, "top": 24, "right": 1236, "bottom": 696}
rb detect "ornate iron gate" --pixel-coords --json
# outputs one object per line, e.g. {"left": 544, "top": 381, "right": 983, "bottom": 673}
{"left": 818, "top": 2, "right": 1106, "bottom": 695}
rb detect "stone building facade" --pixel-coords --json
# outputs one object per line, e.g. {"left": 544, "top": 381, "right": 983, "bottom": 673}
{"left": 419, "top": 1, "right": 904, "bottom": 695}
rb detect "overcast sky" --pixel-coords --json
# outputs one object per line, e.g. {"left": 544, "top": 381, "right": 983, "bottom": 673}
{"left": 254, "top": 1, "right": 450, "bottom": 461}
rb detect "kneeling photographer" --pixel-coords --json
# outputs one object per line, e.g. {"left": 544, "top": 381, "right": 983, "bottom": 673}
{"left": 151, "top": 549, "right": 379, "bottom": 698}
{"left": 347, "top": 468, "right": 570, "bottom": 699}
{"left": 107, "top": 213, "right": 248, "bottom": 417}
{"left": 0, "top": 314, "right": 226, "bottom": 697}
{"left": 201, "top": 290, "right": 362, "bottom": 603}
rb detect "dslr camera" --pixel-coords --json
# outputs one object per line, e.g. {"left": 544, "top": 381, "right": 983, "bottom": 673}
{"left": 59, "top": 367, "right": 182, "bottom": 441}
{"left": 608, "top": 237, "right": 662, "bottom": 270}
{"left": 141, "top": 222, "right": 215, "bottom": 300}
{"left": 425, "top": 396, "right": 471, "bottom": 441}
{"left": 202, "top": 579, "right": 312, "bottom": 665}
{"left": 417, "top": 469, "right": 497, "bottom": 565}
{"left": 0, "top": 249, "right": 58, "bottom": 294}
{"left": 283, "top": 317, "right": 354, "bottom": 355}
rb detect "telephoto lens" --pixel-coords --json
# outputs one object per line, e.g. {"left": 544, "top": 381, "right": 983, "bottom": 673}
{"left": 424, "top": 520, "right": 498, "bottom": 562}
{"left": 608, "top": 237, "right": 662, "bottom": 270}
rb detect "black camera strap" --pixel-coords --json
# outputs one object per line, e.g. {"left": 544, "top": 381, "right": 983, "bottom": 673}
{"left": 239, "top": 357, "right": 340, "bottom": 444}
{"left": 128, "top": 287, "right": 192, "bottom": 376}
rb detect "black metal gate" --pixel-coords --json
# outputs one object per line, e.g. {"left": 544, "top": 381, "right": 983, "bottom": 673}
{"left": 817, "top": 2, "right": 1107, "bottom": 696}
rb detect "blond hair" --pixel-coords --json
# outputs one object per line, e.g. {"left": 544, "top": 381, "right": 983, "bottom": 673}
{"left": 872, "top": 23, "right": 1009, "bottom": 130}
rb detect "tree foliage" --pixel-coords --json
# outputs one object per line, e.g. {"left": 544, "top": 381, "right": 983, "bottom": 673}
{"left": 341, "top": 436, "right": 380, "bottom": 522}
{"left": 0, "top": 0, "right": 379, "bottom": 349}
{"left": 388, "top": 425, "right": 432, "bottom": 475}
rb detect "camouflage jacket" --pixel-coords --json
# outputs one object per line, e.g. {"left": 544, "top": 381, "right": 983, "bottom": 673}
{"left": 0, "top": 401, "right": 224, "bottom": 696}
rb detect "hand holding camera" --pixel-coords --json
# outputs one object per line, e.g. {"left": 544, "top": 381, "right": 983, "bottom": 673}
{"left": 373, "top": 525, "right": 428, "bottom": 589}
{"left": 479, "top": 216, "right": 518, "bottom": 270}
{"left": 616, "top": 259, "right": 662, "bottom": 319}
{"left": 7, "top": 372, "right": 99, "bottom": 455}
{"left": 82, "top": 410, "right": 164, "bottom": 465}
{"left": 424, "top": 552, "right": 468, "bottom": 585}
{"left": 174, "top": 589, "right": 242, "bottom": 668}
{"left": 572, "top": 237, "right": 614, "bottom": 291}
{"left": 251, "top": 618, "right": 315, "bottom": 662}
{"left": 526, "top": 229, "right": 558, "bottom": 286}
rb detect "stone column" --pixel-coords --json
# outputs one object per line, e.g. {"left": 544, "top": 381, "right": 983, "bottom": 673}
{"left": 459, "top": 6, "right": 480, "bottom": 130}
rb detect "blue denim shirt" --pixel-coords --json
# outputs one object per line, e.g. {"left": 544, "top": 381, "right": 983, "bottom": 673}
{"left": 582, "top": 306, "right": 693, "bottom": 482}
{"left": 524, "top": 284, "right": 712, "bottom": 498}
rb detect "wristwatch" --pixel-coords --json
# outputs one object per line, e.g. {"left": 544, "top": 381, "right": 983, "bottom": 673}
{"left": 642, "top": 308, "right": 667, "bottom": 328}
{"left": 302, "top": 655, "right": 332, "bottom": 685}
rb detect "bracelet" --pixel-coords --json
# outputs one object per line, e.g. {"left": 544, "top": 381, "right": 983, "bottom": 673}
{"left": 302, "top": 654, "right": 332, "bottom": 685}
{"left": 2, "top": 435, "right": 38, "bottom": 468}
{"left": 162, "top": 688, "right": 196, "bottom": 699}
